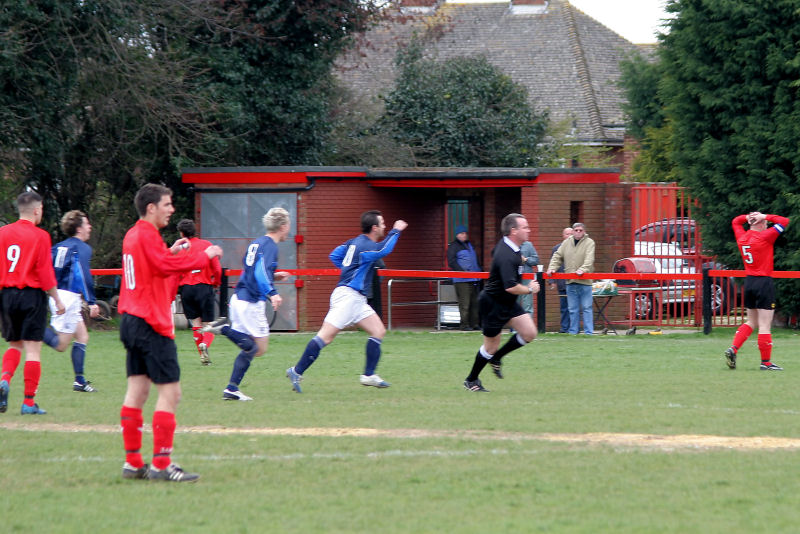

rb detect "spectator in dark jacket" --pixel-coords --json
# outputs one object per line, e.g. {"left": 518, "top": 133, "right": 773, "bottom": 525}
{"left": 447, "top": 225, "right": 481, "bottom": 330}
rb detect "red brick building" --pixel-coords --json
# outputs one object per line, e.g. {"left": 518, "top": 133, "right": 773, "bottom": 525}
{"left": 183, "top": 166, "right": 634, "bottom": 331}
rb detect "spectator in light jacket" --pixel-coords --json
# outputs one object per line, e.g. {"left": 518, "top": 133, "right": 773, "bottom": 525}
{"left": 547, "top": 223, "right": 595, "bottom": 335}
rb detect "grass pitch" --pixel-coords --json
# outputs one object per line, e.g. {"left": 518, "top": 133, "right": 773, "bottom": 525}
{"left": 2, "top": 326, "right": 800, "bottom": 533}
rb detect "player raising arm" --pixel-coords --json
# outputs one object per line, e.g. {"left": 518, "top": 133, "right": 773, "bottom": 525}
{"left": 286, "top": 211, "right": 407, "bottom": 393}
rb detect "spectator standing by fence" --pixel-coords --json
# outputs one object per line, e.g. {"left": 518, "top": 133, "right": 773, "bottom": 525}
{"left": 547, "top": 223, "right": 595, "bottom": 335}
{"left": 447, "top": 225, "right": 481, "bottom": 330}
{"left": 517, "top": 240, "right": 539, "bottom": 317}
{"left": 548, "top": 227, "right": 573, "bottom": 333}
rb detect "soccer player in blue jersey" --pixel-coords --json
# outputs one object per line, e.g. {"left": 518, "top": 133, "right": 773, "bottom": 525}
{"left": 203, "top": 207, "right": 291, "bottom": 401}
{"left": 286, "top": 210, "right": 408, "bottom": 392}
{"left": 42, "top": 210, "right": 101, "bottom": 392}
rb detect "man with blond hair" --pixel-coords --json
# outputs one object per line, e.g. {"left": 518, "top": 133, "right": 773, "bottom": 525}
{"left": 204, "top": 207, "right": 291, "bottom": 401}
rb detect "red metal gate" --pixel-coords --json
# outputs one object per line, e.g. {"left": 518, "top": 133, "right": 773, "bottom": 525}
{"left": 620, "top": 184, "right": 744, "bottom": 328}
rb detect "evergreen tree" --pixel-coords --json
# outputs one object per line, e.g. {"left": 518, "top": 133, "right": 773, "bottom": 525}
{"left": 381, "top": 40, "right": 550, "bottom": 167}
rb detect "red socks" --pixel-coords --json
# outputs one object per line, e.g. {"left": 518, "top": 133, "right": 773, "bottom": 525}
{"left": 121, "top": 406, "right": 145, "bottom": 468}
{"left": 121, "top": 408, "right": 177, "bottom": 469}
{"left": 192, "top": 327, "right": 203, "bottom": 348}
{"left": 731, "top": 323, "right": 753, "bottom": 352}
{"left": 203, "top": 332, "right": 215, "bottom": 348}
{"left": 22, "top": 361, "right": 40, "bottom": 406}
{"left": 192, "top": 327, "right": 215, "bottom": 354}
{"left": 758, "top": 333, "right": 773, "bottom": 364}
{"left": 1, "top": 347, "right": 21, "bottom": 383}
{"left": 152, "top": 411, "right": 176, "bottom": 470}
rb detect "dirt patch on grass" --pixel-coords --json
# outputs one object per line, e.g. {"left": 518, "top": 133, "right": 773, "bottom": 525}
{"left": 2, "top": 421, "right": 799, "bottom": 451}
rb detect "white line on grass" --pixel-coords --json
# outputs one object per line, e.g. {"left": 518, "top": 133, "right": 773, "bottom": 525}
{"left": 40, "top": 448, "right": 528, "bottom": 464}
{"left": 2, "top": 421, "right": 800, "bottom": 451}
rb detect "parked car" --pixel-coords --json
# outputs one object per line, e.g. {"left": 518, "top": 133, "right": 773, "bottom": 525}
{"left": 613, "top": 242, "right": 730, "bottom": 319}
{"left": 635, "top": 218, "right": 696, "bottom": 255}
{"left": 635, "top": 218, "right": 734, "bottom": 315}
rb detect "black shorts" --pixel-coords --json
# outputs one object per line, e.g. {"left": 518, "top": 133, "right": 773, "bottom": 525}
{"left": 0, "top": 287, "right": 48, "bottom": 342}
{"left": 179, "top": 283, "right": 216, "bottom": 322}
{"left": 743, "top": 276, "right": 775, "bottom": 310}
{"left": 119, "top": 313, "right": 180, "bottom": 384}
{"left": 478, "top": 290, "right": 526, "bottom": 338}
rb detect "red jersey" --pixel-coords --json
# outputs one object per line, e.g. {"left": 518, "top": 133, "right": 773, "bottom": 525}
{"left": 0, "top": 219, "right": 57, "bottom": 290}
{"left": 178, "top": 237, "right": 222, "bottom": 287}
{"left": 732, "top": 214, "right": 789, "bottom": 276}
{"left": 118, "top": 219, "right": 211, "bottom": 338}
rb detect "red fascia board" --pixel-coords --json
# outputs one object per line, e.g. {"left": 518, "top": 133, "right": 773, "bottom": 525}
{"left": 367, "top": 179, "right": 537, "bottom": 188}
{"left": 182, "top": 171, "right": 367, "bottom": 184}
{"left": 536, "top": 172, "right": 619, "bottom": 184}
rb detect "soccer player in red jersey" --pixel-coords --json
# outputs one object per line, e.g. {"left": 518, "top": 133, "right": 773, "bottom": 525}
{"left": 176, "top": 219, "right": 222, "bottom": 366}
{"left": 118, "top": 184, "right": 222, "bottom": 482}
{"left": 0, "top": 192, "right": 65, "bottom": 415}
{"left": 724, "top": 211, "right": 789, "bottom": 371}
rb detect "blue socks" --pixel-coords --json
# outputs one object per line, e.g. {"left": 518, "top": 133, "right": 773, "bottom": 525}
{"left": 222, "top": 327, "right": 255, "bottom": 353}
{"left": 295, "top": 336, "right": 326, "bottom": 375}
{"left": 71, "top": 342, "right": 86, "bottom": 383}
{"left": 365, "top": 337, "right": 382, "bottom": 376}
{"left": 227, "top": 348, "right": 256, "bottom": 390}
{"left": 43, "top": 327, "right": 59, "bottom": 349}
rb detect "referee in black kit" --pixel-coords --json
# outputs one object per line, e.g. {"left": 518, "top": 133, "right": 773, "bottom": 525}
{"left": 463, "top": 213, "right": 539, "bottom": 392}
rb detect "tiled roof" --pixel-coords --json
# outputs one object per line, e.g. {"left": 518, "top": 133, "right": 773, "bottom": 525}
{"left": 336, "top": 0, "right": 645, "bottom": 144}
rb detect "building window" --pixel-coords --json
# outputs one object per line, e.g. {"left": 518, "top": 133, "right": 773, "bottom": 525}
{"left": 570, "top": 201, "right": 583, "bottom": 225}
{"left": 447, "top": 199, "right": 469, "bottom": 241}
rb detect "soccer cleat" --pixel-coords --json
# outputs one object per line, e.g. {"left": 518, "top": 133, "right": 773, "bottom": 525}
{"left": 147, "top": 463, "right": 200, "bottom": 483}
{"left": 286, "top": 367, "right": 303, "bottom": 393}
{"left": 198, "top": 343, "right": 211, "bottom": 365}
{"left": 724, "top": 348, "right": 736, "bottom": 369}
{"left": 20, "top": 403, "right": 47, "bottom": 415}
{"left": 201, "top": 317, "right": 228, "bottom": 335}
{"left": 73, "top": 381, "right": 97, "bottom": 392}
{"left": 760, "top": 362, "right": 783, "bottom": 371}
{"left": 222, "top": 388, "right": 253, "bottom": 401}
{"left": 122, "top": 462, "right": 149, "bottom": 480}
{"left": 360, "top": 374, "right": 390, "bottom": 388}
{"left": 463, "top": 379, "right": 489, "bottom": 392}
{"left": 489, "top": 361, "right": 504, "bottom": 379}
{"left": 0, "top": 379, "right": 8, "bottom": 413}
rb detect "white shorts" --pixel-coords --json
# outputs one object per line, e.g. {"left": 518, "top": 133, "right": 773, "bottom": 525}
{"left": 49, "top": 290, "right": 83, "bottom": 334}
{"left": 229, "top": 294, "right": 269, "bottom": 338}
{"left": 323, "top": 286, "right": 376, "bottom": 330}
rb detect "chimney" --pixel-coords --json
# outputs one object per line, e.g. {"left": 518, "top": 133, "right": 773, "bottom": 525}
{"left": 399, "top": 0, "right": 441, "bottom": 13}
{"left": 510, "top": 0, "right": 549, "bottom": 15}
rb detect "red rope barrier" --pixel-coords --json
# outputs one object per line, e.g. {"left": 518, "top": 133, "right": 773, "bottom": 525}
{"left": 90, "top": 268, "right": 800, "bottom": 280}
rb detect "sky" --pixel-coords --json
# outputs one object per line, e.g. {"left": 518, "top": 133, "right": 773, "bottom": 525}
{"left": 568, "top": 0, "right": 672, "bottom": 44}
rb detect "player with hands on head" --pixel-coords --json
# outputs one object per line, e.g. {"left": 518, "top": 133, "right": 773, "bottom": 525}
{"left": 202, "top": 207, "right": 291, "bottom": 401}
{"left": 286, "top": 212, "right": 407, "bottom": 393}
{"left": 724, "top": 210, "right": 789, "bottom": 371}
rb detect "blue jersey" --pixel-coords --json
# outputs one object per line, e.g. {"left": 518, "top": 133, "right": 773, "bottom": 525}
{"left": 234, "top": 235, "right": 279, "bottom": 303}
{"left": 330, "top": 229, "right": 401, "bottom": 295}
{"left": 52, "top": 236, "right": 96, "bottom": 304}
